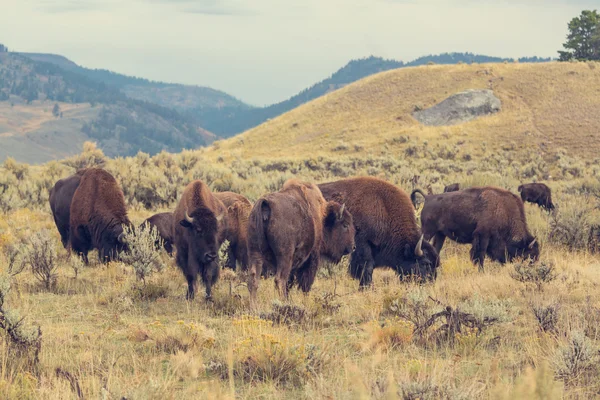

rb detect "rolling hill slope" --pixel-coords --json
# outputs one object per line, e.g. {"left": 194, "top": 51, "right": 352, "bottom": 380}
{"left": 206, "top": 62, "right": 600, "bottom": 162}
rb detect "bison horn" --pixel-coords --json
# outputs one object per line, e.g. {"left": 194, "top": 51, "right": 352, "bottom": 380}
{"left": 118, "top": 232, "right": 127, "bottom": 244}
{"left": 338, "top": 203, "right": 346, "bottom": 220}
{"left": 415, "top": 235, "right": 424, "bottom": 257}
{"left": 185, "top": 209, "right": 194, "bottom": 224}
{"left": 216, "top": 212, "right": 224, "bottom": 222}
{"left": 528, "top": 238, "right": 537, "bottom": 249}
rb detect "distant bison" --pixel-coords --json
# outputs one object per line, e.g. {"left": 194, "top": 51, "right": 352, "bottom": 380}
{"left": 173, "top": 180, "right": 227, "bottom": 300}
{"left": 444, "top": 183, "right": 460, "bottom": 193}
{"left": 318, "top": 177, "right": 439, "bottom": 287}
{"left": 49, "top": 169, "right": 87, "bottom": 248}
{"left": 247, "top": 180, "right": 355, "bottom": 300}
{"left": 214, "top": 192, "right": 252, "bottom": 271}
{"left": 69, "top": 168, "right": 130, "bottom": 263}
{"left": 141, "top": 212, "right": 174, "bottom": 255}
{"left": 518, "top": 183, "right": 555, "bottom": 211}
{"left": 412, "top": 186, "right": 539, "bottom": 270}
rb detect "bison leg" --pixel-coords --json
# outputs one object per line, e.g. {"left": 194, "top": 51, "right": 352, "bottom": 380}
{"left": 274, "top": 253, "right": 294, "bottom": 300}
{"left": 201, "top": 261, "right": 220, "bottom": 299}
{"left": 185, "top": 273, "right": 198, "bottom": 300}
{"left": 431, "top": 233, "right": 446, "bottom": 255}
{"left": 470, "top": 233, "right": 489, "bottom": 272}
{"left": 70, "top": 226, "right": 91, "bottom": 265}
{"left": 247, "top": 252, "right": 264, "bottom": 303}
{"left": 176, "top": 248, "right": 197, "bottom": 300}
{"left": 350, "top": 240, "right": 375, "bottom": 289}
{"left": 224, "top": 244, "right": 237, "bottom": 270}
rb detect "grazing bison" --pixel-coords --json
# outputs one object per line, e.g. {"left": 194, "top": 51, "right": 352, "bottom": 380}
{"left": 518, "top": 183, "right": 555, "bottom": 211}
{"left": 49, "top": 169, "right": 87, "bottom": 248}
{"left": 214, "top": 192, "right": 252, "bottom": 271}
{"left": 247, "top": 180, "right": 355, "bottom": 300}
{"left": 413, "top": 186, "right": 539, "bottom": 270}
{"left": 69, "top": 168, "right": 130, "bottom": 263}
{"left": 141, "top": 212, "right": 174, "bottom": 255}
{"left": 173, "top": 180, "right": 227, "bottom": 300}
{"left": 444, "top": 183, "right": 460, "bottom": 193}
{"left": 318, "top": 177, "right": 439, "bottom": 287}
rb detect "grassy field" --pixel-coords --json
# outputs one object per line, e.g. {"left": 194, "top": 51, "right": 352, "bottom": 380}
{"left": 0, "top": 62, "right": 599, "bottom": 399}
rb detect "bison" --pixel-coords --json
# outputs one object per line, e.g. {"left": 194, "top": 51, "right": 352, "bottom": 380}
{"left": 214, "top": 192, "right": 252, "bottom": 271}
{"left": 69, "top": 168, "right": 130, "bottom": 263}
{"left": 444, "top": 183, "right": 460, "bottom": 193}
{"left": 247, "top": 179, "right": 355, "bottom": 301}
{"left": 141, "top": 212, "right": 174, "bottom": 255}
{"left": 518, "top": 183, "right": 555, "bottom": 211}
{"left": 318, "top": 177, "right": 438, "bottom": 288}
{"left": 412, "top": 186, "right": 539, "bottom": 270}
{"left": 49, "top": 169, "right": 87, "bottom": 248}
{"left": 173, "top": 180, "right": 227, "bottom": 300}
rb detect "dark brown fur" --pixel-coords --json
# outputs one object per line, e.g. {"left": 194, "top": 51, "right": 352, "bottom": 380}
{"left": 173, "top": 180, "right": 227, "bottom": 300}
{"left": 69, "top": 168, "right": 130, "bottom": 263}
{"left": 247, "top": 180, "right": 355, "bottom": 301}
{"left": 49, "top": 169, "right": 87, "bottom": 248}
{"left": 141, "top": 212, "right": 174, "bottom": 255}
{"left": 444, "top": 183, "right": 460, "bottom": 193}
{"left": 319, "top": 177, "right": 439, "bottom": 287}
{"left": 415, "top": 186, "right": 540, "bottom": 270}
{"left": 214, "top": 192, "right": 252, "bottom": 271}
{"left": 518, "top": 183, "right": 555, "bottom": 211}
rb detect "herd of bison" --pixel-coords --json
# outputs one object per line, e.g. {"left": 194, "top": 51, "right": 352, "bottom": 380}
{"left": 48, "top": 168, "right": 554, "bottom": 301}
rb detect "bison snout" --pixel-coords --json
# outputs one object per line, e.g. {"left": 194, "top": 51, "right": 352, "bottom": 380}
{"left": 204, "top": 252, "right": 218, "bottom": 263}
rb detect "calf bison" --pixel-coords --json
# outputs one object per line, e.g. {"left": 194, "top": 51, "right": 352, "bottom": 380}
{"left": 318, "top": 177, "right": 439, "bottom": 287}
{"left": 141, "top": 212, "right": 174, "bottom": 255}
{"left": 247, "top": 180, "right": 355, "bottom": 301}
{"left": 444, "top": 183, "right": 460, "bottom": 193}
{"left": 214, "top": 192, "right": 252, "bottom": 271}
{"left": 69, "top": 168, "right": 130, "bottom": 263}
{"left": 173, "top": 180, "right": 227, "bottom": 300}
{"left": 49, "top": 169, "right": 87, "bottom": 248}
{"left": 518, "top": 183, "right": 555, "bottom": 211}
{"left": 413, "top": 186, "right": 539, "bottom": 270}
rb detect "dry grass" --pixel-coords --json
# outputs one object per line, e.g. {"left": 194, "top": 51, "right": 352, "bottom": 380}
{"left": 0, "top": 61, "right": 600, "bottom": 398}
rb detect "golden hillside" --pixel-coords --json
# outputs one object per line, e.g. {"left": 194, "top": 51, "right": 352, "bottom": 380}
{"left": 207, "top": 62, "right": 600, "bottom": 161}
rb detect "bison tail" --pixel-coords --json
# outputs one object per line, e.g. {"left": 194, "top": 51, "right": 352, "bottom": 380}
{"left": 410, "top": 189, "right": 427, "bottom": 209}
{"left": 249, "top": 198, "right": 271, "bottom": 254}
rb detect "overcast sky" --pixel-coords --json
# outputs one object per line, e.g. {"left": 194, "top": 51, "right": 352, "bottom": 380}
{"left": 0, "top": 0, "right": 593, "bottom": 105}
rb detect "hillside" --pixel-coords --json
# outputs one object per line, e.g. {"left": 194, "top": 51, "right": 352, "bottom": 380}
{"left": 0, "top": 52, "right": 214, "bottom": 162}
{"left": 207, "top": 62, "right": 600, "bottom": 162}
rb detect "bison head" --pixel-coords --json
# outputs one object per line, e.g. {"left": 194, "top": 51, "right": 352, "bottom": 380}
{"left": 398, "top": 235, "right": 439, "bottom": 281}
{"left": 99, "top": 224, "right": 129, "bottom": 262}
{"left": 322, "top": 202, "right": 356, "bottom": 263}
{"left": 513, "top": 236, "right": 540, "bottom": 262}
{"left": 180, "top": 206, "right": 223, "bottom": 264}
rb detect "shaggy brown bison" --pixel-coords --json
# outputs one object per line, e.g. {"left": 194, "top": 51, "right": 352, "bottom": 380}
{"left": 318, "top": 177, "right": 439, "bottom": 287}
{"left": 141, "top": 212, "right": 174, "bottom": 255}
{"left": 412, "top": 186, "right": 539, "bottom": 270}
{"left": 173, "top": 180, "right": 227, "bottom": 300}
{"left": 247, "top": 180, "right": 355, "bottom": 301}
{"left": 518, "top": 183, "right": 555, "bottom": 211}
{"left": 444, "top": 183, "right": 460, "bottom": 193}
{"left": 69, "top": 168, "right": 130, "bottom": 263}
{"left": 49, "top": 169, "right": 87, "bottom": 248}
{"left": 214, "top": 192, "right": 252, "bottom": 271}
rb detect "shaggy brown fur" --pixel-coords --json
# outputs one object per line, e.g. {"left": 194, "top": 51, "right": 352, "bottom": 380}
{"left": 49, "top": 169, "right": 87, "bottom": 248}
{"left": 214, "top": 192, "right": 252, "bottom": 271}
{"left": 318, "top": 177, "right": 439, "bottom": 287}
{"left": 173, "top": 180, "right": 227, "bottom": 300}
{"left": 247, "top": 179, "right": 354, "bottom": 301}
{"left": 518, "top": 183, "right": 555, "bottom": 211}
{"left": 69, "top": 168, "right": 130, "bottom": 263}
{"left": 415, "top": 186, "right": 539, "bottom": 270}
{"left": 141, "top": 212, "right": 174, "bottom": 255}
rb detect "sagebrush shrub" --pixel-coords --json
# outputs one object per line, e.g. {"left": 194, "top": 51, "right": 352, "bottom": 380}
{"left": 119, "top": 225, "right": 166, "bottom": 284}
{"left": 20, "top": 230, "right": 59, "bottom": 290}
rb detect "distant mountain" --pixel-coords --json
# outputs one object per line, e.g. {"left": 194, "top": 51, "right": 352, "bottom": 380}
{"left": 0, "top": 52, "right": 214, "bottom": 162}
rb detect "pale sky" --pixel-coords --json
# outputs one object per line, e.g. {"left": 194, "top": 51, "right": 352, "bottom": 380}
{"left": 0, "top": 0, "right": 594, "bottom": 105}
